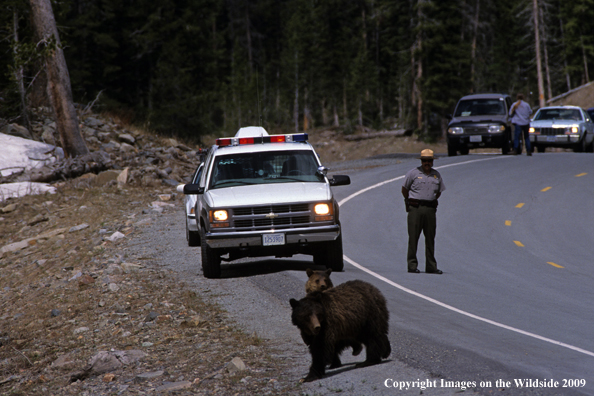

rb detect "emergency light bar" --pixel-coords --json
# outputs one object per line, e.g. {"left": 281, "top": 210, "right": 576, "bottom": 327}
{"left": 216, "top": 133, "right": 308, "bottom": 147}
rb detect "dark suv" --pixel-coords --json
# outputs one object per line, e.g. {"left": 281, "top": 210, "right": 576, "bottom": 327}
{"left": 447, "top": 93, "right": 513, "bottom": 156}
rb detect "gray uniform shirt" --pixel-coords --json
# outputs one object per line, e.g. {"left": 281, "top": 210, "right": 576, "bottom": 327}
{"left": 403, "top": 167, "right": 446, "bottom": 201}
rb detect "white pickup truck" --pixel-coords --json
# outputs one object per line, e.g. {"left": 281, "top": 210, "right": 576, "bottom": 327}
{"left": 179, "top": 127, "right": 351, "bottom": 278}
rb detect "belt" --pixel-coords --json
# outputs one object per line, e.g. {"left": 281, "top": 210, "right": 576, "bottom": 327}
{"left": 408, "top": 198, "right": 438, "bottom": 208}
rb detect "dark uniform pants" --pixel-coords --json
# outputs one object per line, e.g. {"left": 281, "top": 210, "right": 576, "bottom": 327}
{"left": 407, "top": 205, "right": 438, "bottom": 272}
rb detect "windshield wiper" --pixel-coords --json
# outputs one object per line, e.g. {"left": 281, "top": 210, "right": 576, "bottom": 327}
{"left": 213, "top": 180, "right": 256, "bottom": 187}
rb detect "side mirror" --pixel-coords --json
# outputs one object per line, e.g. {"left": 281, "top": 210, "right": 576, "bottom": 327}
{"left": 329, "top": 175, "right": 350, "bottom": 186}
{"left": 317, "top": 166, "right": 328, "bottom": 176}
{"left": 183, "top": 184, "right": 204, "bottom": 194}
{"left": 446, "top": 114, "right": 453, "bottom": 120}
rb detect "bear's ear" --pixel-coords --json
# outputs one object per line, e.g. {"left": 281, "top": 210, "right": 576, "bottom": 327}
{"left": 325, "top": 268, "right": 332, "bottom": 276}
{"left": 289, "top": 298, "right": 299, "bottom": 309}
{"left": 306, "top": 268, "right": 313, "bottom": 277}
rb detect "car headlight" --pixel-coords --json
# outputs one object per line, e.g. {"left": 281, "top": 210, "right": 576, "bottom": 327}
{"left": 314, "top": 203, "right": 333, "bottom": 221}
{"left": 571, "top": 126, "right": 579, "bottom": 133}
{"left": 488, "top": 124, "right": 505, "bottom": 133}
{"left": 210, "top": 209, "right": 229, "bottom": 227}
{"left": 448, "top": 127, "right": 463, "bottom": 134}
{"left": 529, "top": 127, "right": 535, "bottom": 134}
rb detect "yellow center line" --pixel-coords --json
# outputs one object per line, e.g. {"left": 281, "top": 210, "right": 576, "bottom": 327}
{"left": 515, "top": 203, "right": 524, "bottom": 208}
{"left": 547, "top": 262, "right": 564, "bottom": 268}
{"left": 575, "top": 173, "right": 587, "bottom": 177}
{"left": 541, "top": 186, "right": 552, "bottom": 192}
{"left": 514, "top": 240, "right": 524, "bottom": 247}
{"left": 505, "top": 220, "right": 512, "bottom": 226}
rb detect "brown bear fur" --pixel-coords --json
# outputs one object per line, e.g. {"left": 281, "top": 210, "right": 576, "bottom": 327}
{"left": 305, "top": 268, "right": 334, "bottom": 293}
{"left": 290, "top": 280, "right": 391, "bottom": 382}
{"left": 303, "top": 268, "right": 362, "bottom": 362}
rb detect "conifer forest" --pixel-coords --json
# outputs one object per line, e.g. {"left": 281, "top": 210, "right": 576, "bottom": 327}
{"left": 1, "top": 0, "right": 593, "bottom": 142}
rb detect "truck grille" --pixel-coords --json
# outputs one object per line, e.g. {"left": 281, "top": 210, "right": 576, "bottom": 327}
{"left": 463, "top": 126, "right": 488, "bottom": 134}
{"left": 232, "top": 203, "right": 312, "bottom": 230}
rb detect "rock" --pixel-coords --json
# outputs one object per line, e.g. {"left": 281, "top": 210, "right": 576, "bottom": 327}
{"left": 108, "top": 283, "right": 120, "bottom": 292}
{"left": 180, "top": 316, "right": 201, "bottom": 328}
{"left": 73, "top": 327, "right": 90, "bottom": 335}
{"left": 50, "top": 309, "right": 61, "bottom": 317}
{"left": 226, "top": 357, "right": 246, "bottom": 373}
{"left": 144, "top": 311, "right": 159, "bottom": 322}
{"left": 78, "top": 274, "right": 95, "bottom": 288}
{"left": 135, "top": 370, "right": 164, "bottom": 383}
{"left": 118, "top": 133, "right": 135, "bottom": 144}
{"left": 156, "top": 381, "right": 192, "bottom": 392}
{"left": 69, "top": 223, "right": 89, "bottom": 233}
{"left": 119, "top": 142, "right": 136, "bottom": 153}
{"left": 93, "top": 170, "right": 120, "bottom": 187}
{"left": 105, "top": 264, "right": 123, "bottom": 275}
{"left": 2, "top": 123, "right": 32, "bottom": 139}
{"left": 120, "top": 262, "right": 142, "bottom": 273}
{"left": 117, "top": 168, "right": 128, "bottom": 186}
{"left": 103, "top": 373, "right": 116, "bottom": 382}
{"left": 51, "top": 353, "right": 76, "bottom": 370}
{"left": 106, "top": 231, "right": 125, "bottom": 242}
{"left": 1, "top": 203, "right": 17, "bottom": 213}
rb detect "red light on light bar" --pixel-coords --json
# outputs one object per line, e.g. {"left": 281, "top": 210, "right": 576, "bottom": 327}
{"left": 269, "top": 135, "right": 286, "bottom": 143}
{"left": 239, "top": 137, "right": 254, "bottom": 145}
{"left": 216, "top": 138, "right": 233, "bottom": 146}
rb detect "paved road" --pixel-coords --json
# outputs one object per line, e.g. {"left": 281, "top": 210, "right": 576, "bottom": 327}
{"left": 332, "top": 152, "right": 594, "bottom": 395}
{"left": 152, "top": 152, "right": 594, "bottom": 395}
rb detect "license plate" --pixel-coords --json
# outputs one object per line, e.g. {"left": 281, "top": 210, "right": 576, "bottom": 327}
{"left": 263, "top": 233, "right": 285, "bottom": 246}
{"left": 546, "top": 136, "right": 556, "bottom": 142}
{"left": 469, "top": 135, "right": 482, "bottom": 142}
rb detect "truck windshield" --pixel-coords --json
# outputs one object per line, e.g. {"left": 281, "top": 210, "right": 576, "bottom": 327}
{"left": 454, "top": 99, "right": 506, "bottom": 117}
{"left": 209, "top": 150, "right": 322, "bottom": 189}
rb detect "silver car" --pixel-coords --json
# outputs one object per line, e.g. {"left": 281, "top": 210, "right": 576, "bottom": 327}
{"left": 529, "top": 106, "right": 594, "bottom": 152}
{"left": 177, "top": 162, "right": 204, "bottom": 246}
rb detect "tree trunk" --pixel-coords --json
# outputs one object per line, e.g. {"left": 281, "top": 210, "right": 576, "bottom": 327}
{"left": 13, "top": 10, "right": 31, "bottom": 132}
{"left": 29, "top": 0, "right": 89, "bottom": 158}
{"left": 581, "top": 36, "right": 590, "bottom": 83}
{"left": 533, "top": 0, "right": 545, "bottom": 108}
{"left": 470, "top": 0, "right": 480, "bottom": 93}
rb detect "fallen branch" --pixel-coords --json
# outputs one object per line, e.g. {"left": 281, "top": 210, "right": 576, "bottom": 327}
{"left": 343, "top": 129, "right": 410, "bottom": 141}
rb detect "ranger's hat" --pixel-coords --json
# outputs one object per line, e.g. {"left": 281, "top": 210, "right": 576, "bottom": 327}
{"left": 419, "top": 149, "right": 435, "bottom": 160}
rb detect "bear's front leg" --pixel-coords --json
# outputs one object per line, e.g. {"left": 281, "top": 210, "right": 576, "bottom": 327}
{"left": 303, "top": 340, "right": 326, "bottom": 382}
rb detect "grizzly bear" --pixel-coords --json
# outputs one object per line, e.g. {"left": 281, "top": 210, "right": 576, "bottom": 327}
{"left": 303, "top": 268, "right": 362, "bottom": 363}
{"left": 290, "top": 280, "right": 391, "bottom": 382}
{"left": 305, "top": 268, "right": 333, "bottom": 293}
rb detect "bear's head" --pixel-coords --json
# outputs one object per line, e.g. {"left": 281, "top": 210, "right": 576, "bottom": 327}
{"left": 290, "top": 294, "right": 325, "bottom": 336}
{"left": 305, "top": 268, "right": 333, "bottom": 294}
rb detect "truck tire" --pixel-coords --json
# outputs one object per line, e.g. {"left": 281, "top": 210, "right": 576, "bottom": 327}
{"left": 447, "top": 145, "right": 457, "bottom": 156}
{"left": 314, "top": 233, "right": 344, "bottom": 272}
{"left": 186, "top": 218, "right": 201, "bottom": 247}
{"left": 201, "top": 230, "right": 221, "bottom": 278}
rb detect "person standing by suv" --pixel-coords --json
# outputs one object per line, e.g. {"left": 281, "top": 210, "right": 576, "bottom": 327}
{"left": 510, "top": 93, "right": 533, "bottom": 155}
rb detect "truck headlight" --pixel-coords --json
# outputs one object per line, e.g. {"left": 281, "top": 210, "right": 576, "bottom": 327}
{"left": 210, "top": 210, "right": 229, "bottom": 227}
{"left": 448, "top": 127, "right": 463, "bottom": 134}
{"left": 314, "top": 203, "right": 333, "bottom": 221}
{"left": 488, "top": 124, "right": 505, "bottom": 133}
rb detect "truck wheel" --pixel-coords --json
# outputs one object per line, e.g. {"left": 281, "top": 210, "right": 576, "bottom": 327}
{"left": 314, "top": 233, "right": 344, "bottom": 272}
{"left": 186, "top": 218, "right": 201, "bottom": 247}
{"left": 201, "top": 230, "right": 221, "bottom": 278}
{"left": 574, "top": 137, "right": 586, "bottom": 153}
{"left": 447, "top": 145, "right": 457, "bottom": 156}
{"left": 502, "top": 137, "right": 510, "bottom": 155}
{"left": 459, "top": 147, "right": 469, "bottom": 155}
{"left": 537, "top": 145, "right": 546, "bottom": 153}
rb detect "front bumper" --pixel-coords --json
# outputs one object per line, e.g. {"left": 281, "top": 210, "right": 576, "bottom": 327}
{"left": 205, "top": 224, "right": 340, "bottom": 248}
{"left": 530, "top": 134, "right": 581, "bottom": 146}
{"left": 447, "top": 133, "right": 506, "bottom": 149}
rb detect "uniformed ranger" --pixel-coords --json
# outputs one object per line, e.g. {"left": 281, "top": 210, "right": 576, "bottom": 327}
{"left": 401, "top": 149, "right": 446, "bottom": 274}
